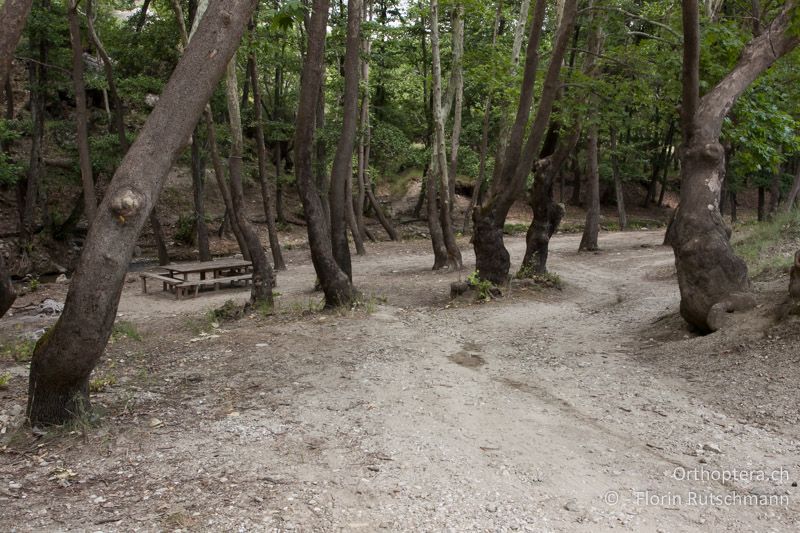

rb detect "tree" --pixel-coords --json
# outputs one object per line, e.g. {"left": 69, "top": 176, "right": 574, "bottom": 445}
{"left": 67, "top": 0, "right": 96, "bottom": 224}
{"left": 666, "top": 0, "right": 799, "bottom": 331}
{"left": 0, "top": 253, "right": 15, "bottom": 319}
{"left": 294, "top": 0, "right": 356, "bottom": 307}
{"left": 0, "top": 0, "right": 34, "bottom": 84}
{"left": 225, "top": 57, "right": 274, "bottom": 306}
{"left": 330, "top": 0, "right": 364, "bottom": 277}
{"left": 472, "top": 0, "right": 577, "bottom": 284}
{"left": 26, "top": 0, "right": 258, "bottom": 426}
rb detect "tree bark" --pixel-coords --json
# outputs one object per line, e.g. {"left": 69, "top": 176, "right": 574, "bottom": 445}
{"left": 67, "top": 0, "right": 97, "bottom": 225}
{"left": 225, "top": 59, "right": 274, "bottom": 305}
{"left": 785, "top": 163, "right": 800, "bottom": 211}
{"left": 190, "top": 130, "right": 211, "bottom": 261}
{"left": 430, "top": 0, "right": 462, "bottom": 269}
{"left": 579, "top": 122, "right": 600, "bottom": 251}
{"left": 249, "top": 51, "right": 286, "bottom": 270}
{"left": 767, "top": 171, "right": 781, "bottom": 219}
{"left": 0, "top": 252, "right": 16, "bottom": 319}
{"left": 355, "top": 0, "right": 372, "bottom": 241}
{"left": 610, "top": 128, "right": 627, "bottom": 230}
{"left": 446, "top": 4, "right": 465, "bottom": 212}
{"left": 26, "top": 0, "right": 258, "bottom": 426}
{"left": 329, "top": 0, "right": 364, "bottom": 274}
{"left": 472, "top": 0, "right": 576, "bottom": 284}
{"left": 0, "top": 0, "right": 34, "bottom": 84}
{"left": 295, "top": 0, "right": 355, "bottom": 307}
{"left": 666, "top": 0, "right": 798, "bottom": 332}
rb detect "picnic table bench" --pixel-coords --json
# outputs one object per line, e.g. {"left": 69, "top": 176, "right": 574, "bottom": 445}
{"left": 140, "top": 258, "right": 253, "bottom": 299}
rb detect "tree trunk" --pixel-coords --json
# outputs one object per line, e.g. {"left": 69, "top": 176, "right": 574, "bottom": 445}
{"left": 579, "top": 122, "right": 600, "bottom": 251}
{"left": 249, "top": 51, "right": 286, "bottom": 270}
{"left": 190, "top": 129, "right": 211, "bottom": 261}
{"left": 0, "top": 0, "right": 34, "bottom": 84}
{"left": 149, "top": 207, "right": 170, "bottom": 265}
{"left": 294, "top": 0, "right": 355, "bottom": 307}
{"left": 329, "top": 0, "right": 364, "bottom": 275}
{"left": 447, "top": 4, "right": 465, "bottom": 212}
{"left": 67, "top": 1, "right": 97, "bottom": 225}
{"left": 225, "top": 59, "right": 274, "bottom": 305}
{"left": 757, "top": 186, "right": 766, "bottom": 221}
{"left": 430, "top": 0, "right": 462, "bottom": 269}
{"left": 314, "top": 82, "right": 331, "bottom": 228}
{"left": 355, "top": 0, "right": 372, "bottom": 241}
{"left": 767, "top": 171, "right": 781, "bottom": 219}
{"left": 472, "top": 0, "right": 576, "bottom": 284}
{"left": 667, "top": 0, "right": 797, "bottom": 332}
{"left": 610, "top": 129, "right": 627, "bottom": 230}
{"left": 785, "top": 163, "right": 800, "bottom": 211}
{"left": 135, "top": 0, "right": 152, "bottom": 32}
{"left": 0, "top": 252, "right": 16, "bottom": 319}
{"left": 26, "top": 0, "right": 258, "bottom": 426}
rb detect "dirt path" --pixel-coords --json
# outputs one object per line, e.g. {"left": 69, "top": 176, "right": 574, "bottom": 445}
{"left": 2, "top": 231, "right": 799, "bottom": 532}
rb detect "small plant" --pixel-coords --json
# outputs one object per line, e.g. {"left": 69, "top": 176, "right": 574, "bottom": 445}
{"left": 89, "top": 374, "right": 117, "bottom": 393}
{"left": 503, "top": 223, "right": 529, "bottom": 235}
{"left": 212, "top": 299, "right": 244, "bottom": 321}
{"left": 467, "top": 271, "right": 495, "bottom": 301}
{"left": 2, "top": 339, "right": 36, "bottom": 362}
{"left": 28, "top": 278, "right": 40, "bottom": 292}
{"left": 111, "top": 321, "right": 142, "bottom": 342}
{"left": 0, "top": 372, "right": 10, "bottom": 389}
{"left": 174, "top": 213, "right": 196, "bottom": 246}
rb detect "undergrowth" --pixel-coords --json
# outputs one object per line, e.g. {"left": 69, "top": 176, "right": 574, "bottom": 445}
{"left": 733, "top": 210, "right": 800, "bottom": 278}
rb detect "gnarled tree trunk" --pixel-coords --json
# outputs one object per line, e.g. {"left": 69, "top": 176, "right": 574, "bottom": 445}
{"left": 666, "top": 0, "right": 797, "bottom": 332}
{"left": 295, "top": 0, "right": 355, "bottom": 307}
{"left": 0, "top": 0, "right": 34, "bottom": 84}
{"left": 26, "top": 0, "right": 258, "bottom": 426}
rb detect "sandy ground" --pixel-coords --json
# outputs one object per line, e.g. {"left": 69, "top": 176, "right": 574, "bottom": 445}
{"left": 2, "top": 230, "right": 800, "bottom": 532}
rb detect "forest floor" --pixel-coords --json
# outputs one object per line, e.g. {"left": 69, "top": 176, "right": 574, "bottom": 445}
{"left": 2, "top": 229, "right": 800, "bottom": 532}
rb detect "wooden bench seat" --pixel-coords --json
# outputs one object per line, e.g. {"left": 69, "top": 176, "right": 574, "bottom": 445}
{"left": 140, "top": 272, "right": 182, "bottom": 294}
{"left": 175, "top": 273, "right": 252, "bottom": 299}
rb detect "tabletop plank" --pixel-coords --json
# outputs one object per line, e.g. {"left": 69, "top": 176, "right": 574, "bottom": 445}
{"left": 164, "top": 258, "right": 252, "bottom": 274}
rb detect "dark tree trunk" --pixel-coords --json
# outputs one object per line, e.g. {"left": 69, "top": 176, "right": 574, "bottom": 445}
{"left": 249, "top": 51, "right": 286, "bottom": 270}
{"left": 135, "top": 0, "right": 152, "bottom": 32}
{"left": 570, "top": 159, "right": 582, "bottom": 206}
{"left": 0, "top": 253, "right": 16, "bottom": 319}
{"left": 786, "top": 163, "right": 800, "bottom": 211}
{"left": 329, "top": 0, "right": 364, "bottom": 274}
{"left": 767, "top": 171, "right": 781, "bottom": 219}
{"left": 26, "top": 0, "right": 258, "bottom": 426}
{"left": 294, "top": 0, "right": 355, "bottom": 307}
{"left": 610, "top": 129, "right": 627, "bottom": 230}
{"left": 667, "top": 0, "right": 797, "bottom": 332}
{"left": 0, "top": 0, "right": 34, "bottom": 84}
{"left": 757, "top": 186, "right": 766, "bottom": 221}
{"left": 519, "top": 128, "right": 576, "bottom": 275}
{"left": 149, "top": 207, "right": 170, "bottom": 265}
{"left": 314, "top": 82, "right": 331, "bottom": 227}
{"left": 190, "top": 129, "right": 211, "bottom": 261}
{"left": 226, "top": 59, "right": 274, "bottom": 305}
{"left": 579, "top": 122, "right": 600, "bottom": 251}
{"left": 67, "top": 1, "right": 97, "bottom": 225}
{"left": 472, "top": 0, "right": 576, "bottom": 284}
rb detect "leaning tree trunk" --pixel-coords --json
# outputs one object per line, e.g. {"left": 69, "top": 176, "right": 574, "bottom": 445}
{"left": 329, "top": 0, "right": 364, "bottom": 275}
{"left": 430, "top": 0, "right": 462, "bottom": 269}
{"left": 785, "top": 163, "right": 800, "bottom": 211}
{"left": 0, "top": 253, "right": 16, "bottom": 319}
{"left": 666, "top": 0, "right": 798, "bottom": 332}
{"left": 249, "top": 52, "right": 286, "bottom": 270}
{"left": 67, "top": 1, "right": 97, "bottom": 225}
{"left": 88, "top": 0, "right": 170, "bottom": 264}
{"left": 26, "top": 0, "right": 257, "bottom": 426}
{"left": 0, "top": 0, "right": 34, "bottom": 84}
{"left": 295, "top": 0, "right": 355, "bottom": 307}
{"left": 472, "top": 0, "right": 576, "bottom": 284}
{"left": 579, "top": 121, "right": 600, "bottom": 251}
{"left": 225, "top": 59, "right": 274, "bottom": 305}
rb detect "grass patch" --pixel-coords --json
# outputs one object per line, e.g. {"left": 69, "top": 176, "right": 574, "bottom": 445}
{"left": 0, "top": 372, "right": 10, "bottom": 389}
{"left": 89, "top": 374, "right": 117, "bottom": 393}
{"left": 1, "top": 338, "right": 36, "bottom": 362}
{"left": 733, "top": 210, "right": 800, "bottom": 278}
{"left": 111, "top": 320, "right": 142, "bottom": 342}
{"left": 503, "top": 223, "right": 529, "bottom": 235}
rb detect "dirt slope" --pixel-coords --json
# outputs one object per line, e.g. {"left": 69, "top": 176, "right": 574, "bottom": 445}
{"left": 1, "top": 230, "right": 799, "bottom": 532}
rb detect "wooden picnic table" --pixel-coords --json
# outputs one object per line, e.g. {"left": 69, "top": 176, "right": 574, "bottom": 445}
{"left": 140, "top": 258, "right": 253, "bottom": 299}
{"left": 164, "top": 258, "right": 252, "bottom": 281}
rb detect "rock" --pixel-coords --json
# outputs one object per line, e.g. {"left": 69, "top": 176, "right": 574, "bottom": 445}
{"left": 37, "top": 299, "right": 64, "bottom": 316}
{"left": 450, "top": 281, "right": 469, "bottom": 298}
{"left": 144, "top": 93, "right": 159, "bottom": 107}
{"left": 56, "top": 274, "right": 68, "bottom": 284}
{"left": 148, "top": 418, "right": 163, "bottom": 428}
{"left": 702, "top": 442, "right": 721, "bottom": 454}
{"left": 564, "top": 499, "right": 586, "bottom": 513}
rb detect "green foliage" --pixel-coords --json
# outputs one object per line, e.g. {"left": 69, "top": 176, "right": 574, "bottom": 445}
{"left": 89, "top": 374, "right": 117, "bottom": 393}
{"left": 2, "top": 339, "right": 36, "bottom": 362}
{"left": 174, "top": 214, "right": 196, "bottom": 246}
{"left": 503, "top": 223, "right": 528, "bottom": 235}
{"left": 111, "top": 321, "right": 142, "bottom": 342}
{"left": 733, "top": 211, "right": 800, "bottom": 278}
{"left": 370, "top": 121, "right": 415, "bottom": 174}
{"left": 467, "top": 270, "right": 494, "bottom": 302}
{"left": 0, "top": 372, "right": 10, "bottom": 389}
